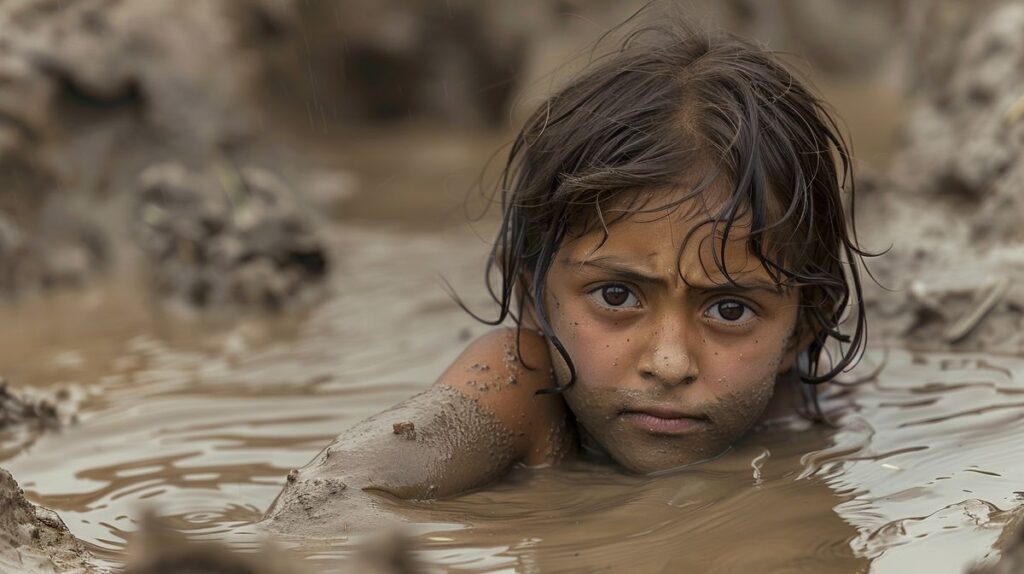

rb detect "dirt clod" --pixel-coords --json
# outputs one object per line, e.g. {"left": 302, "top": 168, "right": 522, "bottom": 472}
{"left": 392, "top": 421, "right": 416, "bottom": 440}
{"left": 132, "top": 162, "right": 329, "bottom": 311}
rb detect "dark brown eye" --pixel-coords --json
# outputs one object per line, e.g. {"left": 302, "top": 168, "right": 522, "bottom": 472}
{"left": 715, "top": 301, "right": 746, "bottom": 321}
{"left": 600, "top": 285, "right": 632, "bottom": 307}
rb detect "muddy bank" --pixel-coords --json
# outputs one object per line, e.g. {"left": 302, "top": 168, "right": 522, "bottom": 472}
{"left": 0, "top": 0, "right": 291, "bottom": 298}
{"left": 2, "top": 466, "right": 424, "bottom": 574}
{"left": 861, "top": 1, "right": 1024, "bottom": 354}
{"left": 0, "top": 467, "right": 97, "bottom": 574}
{"left": 854, "top": 4, "right": 1024, "bottom": 568}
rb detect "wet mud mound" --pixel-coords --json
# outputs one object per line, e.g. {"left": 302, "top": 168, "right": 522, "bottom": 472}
{"left": 0, "top": 208, "right": 108, "bottom": 295}
{"left": 0, "top": 0, "right": 295, "bottom": 298}
{"left": 972, "top": 511, "right": 1024, "bottom": 574}
{"left": 132, "top": 163, "right": 328, "bottom": 310}
{"left": 0, "top": 468, "right": 98, "bottom": 574}
{"left": 0, "top": 0, "right": 284, "bottom": 146}
{"left": 268, "top": 0, "right": 543, "bottom": 127}
{"left": 862, "top": 1, "right": 1024, "bottom": 354}
{"left": 124, "top": 515, "right": 423, "bottom": 574}
{"left": 1, "top": 469, "right": 424, "bottom": 574}
{"left": 0, "top": 377, "right": 59, "bottom": 431}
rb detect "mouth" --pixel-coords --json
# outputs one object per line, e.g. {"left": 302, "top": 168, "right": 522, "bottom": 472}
{"left": 618, "top": 406, "right": 709, "bottom": 435}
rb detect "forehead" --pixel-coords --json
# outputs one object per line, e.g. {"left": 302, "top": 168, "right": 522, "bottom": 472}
{"left": 561, "top": 192, "right": 765, "bottom": 281}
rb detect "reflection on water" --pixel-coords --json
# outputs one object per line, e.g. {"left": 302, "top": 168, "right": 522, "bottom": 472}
{"left": 1, "top": 225, "right": 1022, "bottom": 573}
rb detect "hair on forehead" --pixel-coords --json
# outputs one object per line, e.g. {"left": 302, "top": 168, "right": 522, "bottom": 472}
{"left": 459, "top": 12, "right": 874, "bottom": 422}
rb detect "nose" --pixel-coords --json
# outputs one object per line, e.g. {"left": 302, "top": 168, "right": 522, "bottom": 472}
{"left": 637, "top": 320, "right": 698, "bottom": 387}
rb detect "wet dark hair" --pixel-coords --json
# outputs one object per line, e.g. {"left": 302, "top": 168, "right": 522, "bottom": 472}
{"left": 469, "top": 18, "right": 871, "bottom": 421}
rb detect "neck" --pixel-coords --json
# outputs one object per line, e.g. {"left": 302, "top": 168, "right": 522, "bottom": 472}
{"left": 761, "top": 370, "right": 805, "bottom": 422}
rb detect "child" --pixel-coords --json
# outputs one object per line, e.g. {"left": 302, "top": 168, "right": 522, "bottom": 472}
{"left": 263, "top": 19, "right": 868, "bottom": 531}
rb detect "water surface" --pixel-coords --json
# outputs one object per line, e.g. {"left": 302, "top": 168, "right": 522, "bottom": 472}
{"left": 1, "top": 224, "right": 1022, "bottom": 573}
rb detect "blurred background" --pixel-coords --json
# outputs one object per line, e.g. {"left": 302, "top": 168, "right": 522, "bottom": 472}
{"left": 0, "top": 0, "right": 918, "bottom": 304}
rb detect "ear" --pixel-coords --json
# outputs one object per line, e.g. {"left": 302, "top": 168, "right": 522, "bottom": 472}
{"left": 777, "top": 320, "right": 816, "bottom": 375}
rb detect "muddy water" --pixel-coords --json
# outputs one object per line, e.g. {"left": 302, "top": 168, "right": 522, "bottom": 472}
{"left": 0, "top": 214, "right": 1022, "bottom": 572}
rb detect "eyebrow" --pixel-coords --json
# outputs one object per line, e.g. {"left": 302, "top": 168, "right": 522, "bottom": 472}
{"left": 562, "top": 256, "right": 786, "bottom": 295}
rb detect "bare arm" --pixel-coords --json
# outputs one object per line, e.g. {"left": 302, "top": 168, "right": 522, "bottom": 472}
{"left": 261, "top": 328, "right": 572, "bottom": 533}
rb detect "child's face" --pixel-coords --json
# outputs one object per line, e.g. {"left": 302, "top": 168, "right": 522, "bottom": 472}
{"left": 543, "top": 198, "right": 805, "bottom": 474}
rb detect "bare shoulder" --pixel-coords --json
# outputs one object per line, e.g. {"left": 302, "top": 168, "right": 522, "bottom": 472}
{"left": 437, "top": 327, "right": 574, "bottom": 465}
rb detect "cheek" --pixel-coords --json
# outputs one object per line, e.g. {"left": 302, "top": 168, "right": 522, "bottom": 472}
{"left": 700, "top": 331, "right": 788, "bottom": 398}
{"left": 547, "top": 297, "right": 630, "bottom": 390}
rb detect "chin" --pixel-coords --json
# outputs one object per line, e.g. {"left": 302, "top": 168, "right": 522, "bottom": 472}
{"left": 611, "top": 444, "right": 728, "bottom": 475}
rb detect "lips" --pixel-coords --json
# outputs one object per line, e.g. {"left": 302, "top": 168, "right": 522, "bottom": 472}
{"left": 619, "top": 406, "right": 709, "bottom": 435}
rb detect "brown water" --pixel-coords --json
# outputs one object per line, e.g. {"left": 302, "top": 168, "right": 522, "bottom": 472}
{"left": 1, "top": 216, "right": 1022, "bottom": 573}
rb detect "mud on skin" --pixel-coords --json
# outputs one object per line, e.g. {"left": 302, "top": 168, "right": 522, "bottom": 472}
{"left": 261, "top": 385, "right": 518, "bottom": 536}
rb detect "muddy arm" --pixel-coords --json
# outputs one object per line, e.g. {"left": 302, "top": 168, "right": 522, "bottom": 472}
{"left": 261, "top": 329, "right": 570, "bottom": 533}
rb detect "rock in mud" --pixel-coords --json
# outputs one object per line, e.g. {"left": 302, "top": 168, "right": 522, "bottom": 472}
{"left": 0, "top": 377, "right": 60, "bottom": 431}
{"left": 0, "top": 467, "right": 99, "bottom": 574}
{"left": 861, "top": 1, "right": 1024, "bottom": 353}
{"left": 133, "top": 162, "right": 328, "bottom": 311}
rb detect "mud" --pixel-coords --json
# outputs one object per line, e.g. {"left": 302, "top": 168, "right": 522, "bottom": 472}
{"left": 861, "top": 1, "right": 1024, "bottom": 356}
{"left": 261, "top": 385, "right": 518, "bottom": 536}
{"left": 0, "top": 377, "right": 69, "bottom": 432}
{"left": 132, "top": 162, "right": 328, "bottom": 310}
{"left": 0, "top": 467, "right": 97, "bottom": 574}
{"left": 0, "top": 208, "right": 108, "bottom": 295}
{"left": 0, "top": 0, "right": 285, "bottom": 147}
{"left": 268, "top": 0, "right": 546, "bottom": 127}
{"left": 0, "top": 0, "right": 298, "bottom": 299}
{"left": 972, "top": 511, "right": 1024, "bottom": 574}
